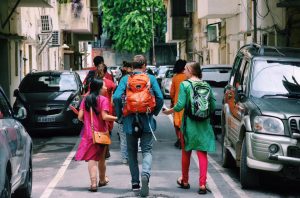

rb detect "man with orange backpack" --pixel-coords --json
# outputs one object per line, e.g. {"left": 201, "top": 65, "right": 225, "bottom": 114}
{"left": 113, "top": 55, "right": 163, "bottom": 197}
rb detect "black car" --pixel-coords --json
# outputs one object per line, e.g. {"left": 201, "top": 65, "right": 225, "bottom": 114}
{"left": 222, "top": 44, "right": 300, "bottom": 188}
{"left": 0, "top": 86, "right": 32, "bottom": 198}
{"left": 13, "top": 71, "right": 83, "bottom": 133}
{"left": 201, "top": 64, "right": 231, "bottom": 134}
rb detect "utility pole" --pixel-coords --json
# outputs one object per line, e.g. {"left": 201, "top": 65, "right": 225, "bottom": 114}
{"left": 253, "top": 0, "right": 257, "bottom": 43}
{"left": 151, "top": 4, "right": 156, "bottom": 66}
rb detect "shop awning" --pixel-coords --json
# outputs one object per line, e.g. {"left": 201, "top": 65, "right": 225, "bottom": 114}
{"left": 18, "top": 0, "right": 52, "bottom": 8}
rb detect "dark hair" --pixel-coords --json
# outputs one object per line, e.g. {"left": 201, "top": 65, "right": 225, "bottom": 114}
{"left": 123, "top": 61, "right": 132, "bottom": 68}
{"left": 132, "top": 55, "right": 147, "bottom": 69}
{"left": 186, "top": 62, "right": 202, "bottom": 78}
{"left": 173, "top": 59, "right": 186, "bottom": 73}
{"left": 85, "top": 78, "right": 103, "bottom": 115}
{"left": 93, "top": 56, "right": 104, "bottom": 67}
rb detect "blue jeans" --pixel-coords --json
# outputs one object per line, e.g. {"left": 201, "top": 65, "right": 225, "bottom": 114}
{"left": 119, "top": 124, "right": 128, "bottom": 160}
{"left": 126, "top": 132, "right": 154, "bottom": 184}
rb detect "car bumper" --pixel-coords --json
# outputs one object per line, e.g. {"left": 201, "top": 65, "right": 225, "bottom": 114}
{"left": 24, "top": 110, "right": 82, "bottom": 131}
{"left": 246, "top": 132, "right": 300, "bottom": 172}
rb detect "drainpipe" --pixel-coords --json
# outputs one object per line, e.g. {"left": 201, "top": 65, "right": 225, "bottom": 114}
{"left": 253, "top": 0, "right": 257, "bottom": 43}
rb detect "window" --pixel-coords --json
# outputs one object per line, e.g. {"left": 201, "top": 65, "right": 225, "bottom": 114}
{"left": 229, "top": 54, "right": 243, "bottom": 86}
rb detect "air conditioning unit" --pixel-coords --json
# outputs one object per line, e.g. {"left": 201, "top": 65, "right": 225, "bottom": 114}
{"left": 40, "top": 15, "right": 53, "bottom": 33}
{"left": 50, "top": 31, "right": 60, "bottom": 46}
{"left": 186, "top": 0, "right": 195, "bottom": 13}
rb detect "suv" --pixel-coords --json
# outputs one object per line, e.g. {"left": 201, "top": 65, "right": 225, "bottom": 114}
{"left": 222, "top": 44, "right": 300, "bottom": 188}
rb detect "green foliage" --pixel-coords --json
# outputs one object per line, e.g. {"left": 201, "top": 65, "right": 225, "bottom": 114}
{"left": 101, "top": 0, "right": 165, "bottom": 53}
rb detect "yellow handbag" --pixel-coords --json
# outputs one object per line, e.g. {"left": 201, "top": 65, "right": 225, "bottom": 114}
{"left": 90, "top": 108, "right": 111, "bottom": 145}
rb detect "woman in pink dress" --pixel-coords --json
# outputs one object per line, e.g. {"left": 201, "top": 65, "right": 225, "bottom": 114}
{"left": 75, "top": 78, "right": 117, "bottom": 192}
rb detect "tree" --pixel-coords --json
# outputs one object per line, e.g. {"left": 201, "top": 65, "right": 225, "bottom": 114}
{"left": 101, "top": 0, "right": 165, "bottom": 53}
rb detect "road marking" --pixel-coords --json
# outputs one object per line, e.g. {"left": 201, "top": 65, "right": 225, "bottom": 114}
{"left": 163, "top": 106, "right": 222, "bottom": 198}
{"left": 208, "top": 155, "right": 250, "bottom": 198}
{"left": 40, "top": 139, "right": 80, "bottom": 198}
{"left": 163, "top": 104, "right": 250, "bottom": 198}
{"left": 191, "top": 153, "right": 223, "bottom": 198}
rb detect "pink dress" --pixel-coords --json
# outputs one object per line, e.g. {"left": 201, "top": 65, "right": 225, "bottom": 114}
{"left": 75, "top": 96, "right": 109, "bottom": 161}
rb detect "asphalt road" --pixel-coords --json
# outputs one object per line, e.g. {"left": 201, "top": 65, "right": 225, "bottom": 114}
{"left": 30, "top": 99, "right": 300, "bottom": 198}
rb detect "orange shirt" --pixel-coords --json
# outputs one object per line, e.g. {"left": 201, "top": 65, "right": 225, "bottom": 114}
{"left": 170, "top": 73, "right": 187, "bottom": 128}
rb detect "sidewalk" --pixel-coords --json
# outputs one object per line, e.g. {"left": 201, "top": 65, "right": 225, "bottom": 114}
{"left": 49, "top": 114, "right": 214, "bottom": 198}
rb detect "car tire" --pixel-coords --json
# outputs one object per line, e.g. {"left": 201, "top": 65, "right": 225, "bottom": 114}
{"left": 14, "top": 156, "right": 32, "bottom": 198}
{"left": 1, "top": 172, "right": 11, "bottom": 198}
{"left": 240, "top": 139, "right": 260, "bottom": 189}
{"left": 221, "top": 136, "right": 235, "bottom": 168}
{"left": 221, "top": 116, "right": 235, "bottom": 168}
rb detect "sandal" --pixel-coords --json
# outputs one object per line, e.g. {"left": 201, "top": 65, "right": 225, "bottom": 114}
{"left": 176, "top": 177, "right": 190, "bottom": 189}
{"left": 198, "top": 186, "right": 211, "bottom": 194}
{"left": 89, "top": 177, "right": 97, "bottom": 192}
{"left": 98, "top": 176, "right": 109, "bottom": 187}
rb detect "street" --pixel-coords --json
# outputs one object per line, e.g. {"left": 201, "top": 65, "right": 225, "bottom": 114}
{"left": 28, "top": 99, "right": 300, "bottom": 198}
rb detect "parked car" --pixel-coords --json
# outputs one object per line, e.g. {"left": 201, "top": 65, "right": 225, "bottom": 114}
{"left": 0, "top": 86, "right": 32, "bottom": 198}
{"left": 13, "top": 71, "right": 83, "bottom": 133}
{"left": 146, "top": 65, "right": 157, "bottom": 75}
{"left": 222, "top": 44, "right": 300, "bottom": 189}
{"left": 156, "top": 65, "right": 174, "bottom": 87}
{"left": 108, "top": 65, "right": 121, "bottom": 78}
{"left": 161, "top": 69, "right": 174, "bottom": 98}
{"left": 201, "top": 64, "right": 231, "bottom": 133}
{"left": 75, "top": 69, "right": 89, "bottom": 83}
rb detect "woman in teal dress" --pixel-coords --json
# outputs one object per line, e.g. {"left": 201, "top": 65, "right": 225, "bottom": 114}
{"left": 163, "top": 62, "right": 216, "bottom": 195}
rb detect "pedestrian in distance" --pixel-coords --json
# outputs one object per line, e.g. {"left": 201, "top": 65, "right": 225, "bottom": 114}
{"left": 162, "top": 62, "right": 216, "bottom": 195}
{"left": 113, "top": 54, "right": 164, "bottom": 197}
{"left": 75, "top": 78, "right": 117, "bottom": 192}
{"left": 170, "top": 59, "right": 187, "bottom": 149}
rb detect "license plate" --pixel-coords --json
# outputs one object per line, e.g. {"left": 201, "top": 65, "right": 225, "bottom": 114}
{"left": 37, "top": 116, "right": 55, "bottom": 123}
{"left": 215, "top": 110, "right": 221, "bottom": 116}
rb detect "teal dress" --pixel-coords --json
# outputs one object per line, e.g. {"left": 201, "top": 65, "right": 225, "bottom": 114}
{"left": 173, "top": 80, "right": 216, "bottom": 152}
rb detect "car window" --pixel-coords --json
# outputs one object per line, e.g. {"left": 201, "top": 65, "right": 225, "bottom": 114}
{"left": 233, "top": 58, "right": 248, "bottom": 89}
{"left": 165, "top": 70, "right": 174, "bottom": 78}
{"left": 202, "top": 68, "right": 231, "bottom": 88}
{"left": 240, "top": 61, "right": 250, "bottom": 93}
{"left": 0, "top": 92, "right": 11, "bottom": 118}
{"left": 251, "top": 60, "right": 300, "bottom": 97}
{"left": 19, "top": 74, "right": 78, "bottom": 93}
{"left": 229, "top": 54, "right": 243, "bottom": 86}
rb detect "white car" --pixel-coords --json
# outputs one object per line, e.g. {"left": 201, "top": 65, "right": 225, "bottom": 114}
{"left": 161, "top": 69, "right": 174, "bottom": 98}
{"left": 0, "top": 86, "right": 32, "bottom": 198}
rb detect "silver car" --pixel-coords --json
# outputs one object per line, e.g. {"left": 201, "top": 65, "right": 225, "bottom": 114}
{"left": 0, "top": 87, "right": 32, "bottom": 198}
{"left": 161, "top": 69, "right": 174, "bottom": 98}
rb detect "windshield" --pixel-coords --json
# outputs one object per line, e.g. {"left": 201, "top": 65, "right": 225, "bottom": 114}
{"left": 202, "top": 68, "right": 231, "bottom": 88}
{"left": 251, "top": 60, "right": 300, "bottom": 97}
{"left": 20, "top": 74, "right": 78, "bottom": 93}
{"left": 165, "top": 70, "right": 174, "bottom": 78}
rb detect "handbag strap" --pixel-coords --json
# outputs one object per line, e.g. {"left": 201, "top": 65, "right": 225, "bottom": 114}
{"left": 90, "top": 107, "right": 95, "bottom": 133}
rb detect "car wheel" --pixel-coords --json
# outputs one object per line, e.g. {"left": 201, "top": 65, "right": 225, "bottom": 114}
{"left": 221, "top": 116, "right": 235, "bottom": 168}
{"left": 1, "top": 172, "right": 11, "bottom": 198}
{"left": 14, "top": 156, "right": 32, "bottom": 198}
{"left": 221, "top": 135, "right": 235, "bottom": 168}
{"left": 240, "top": 139, "right": 260, "bottom": 189}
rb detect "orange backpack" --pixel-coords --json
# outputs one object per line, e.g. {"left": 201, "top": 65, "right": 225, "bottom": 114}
{"left": 123, "top": 73, "right": 156, "bottom": 116}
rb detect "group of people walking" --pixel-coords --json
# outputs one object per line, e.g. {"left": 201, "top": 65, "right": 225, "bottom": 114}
{"left": 74, "top": 54, "right": 216, "bottom": 196}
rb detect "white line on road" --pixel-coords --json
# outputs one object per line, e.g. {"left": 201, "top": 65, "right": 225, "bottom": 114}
{"left": 191, "top": 152, "right": 223, "bottom": 198}
{"left": 207, "top": 155, "right": 250, "bottom": 198}
{"left": 40, "top": 139, "right": 80, "bottom": 198}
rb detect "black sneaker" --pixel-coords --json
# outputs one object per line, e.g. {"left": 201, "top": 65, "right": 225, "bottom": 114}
{"left": 140, "top": 175, "right": 149, "bottom": 197}
{"left": 132, "top": 183, "right": 140, "bottom": 191}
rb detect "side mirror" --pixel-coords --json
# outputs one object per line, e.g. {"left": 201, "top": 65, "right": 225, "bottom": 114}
{"left": 13, "top": 89, "right": 19, "bottom": 97}
{"left": 14, "top": 107, "right": 27, "bottom": 120}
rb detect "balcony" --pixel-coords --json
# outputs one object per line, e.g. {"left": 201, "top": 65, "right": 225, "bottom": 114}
{"left": 198, "top": 0, "right": 239, "bottom": 19}
{"left": 58, "top": 0, "right": 92, "bottom": 33}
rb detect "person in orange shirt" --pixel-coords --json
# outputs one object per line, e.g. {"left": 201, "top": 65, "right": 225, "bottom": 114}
{"left": 170, "top": 59, "right": 187, "bottom": 149}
